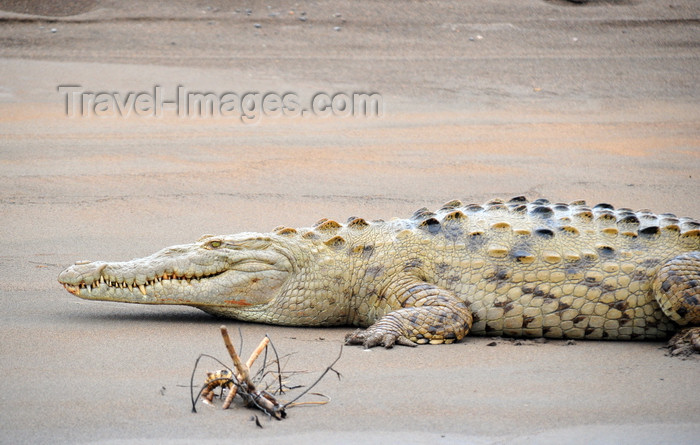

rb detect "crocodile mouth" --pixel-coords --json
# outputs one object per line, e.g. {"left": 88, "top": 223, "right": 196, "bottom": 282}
{"left": 61, "top": 268, "right": 227, "bottom": 297}
{"left": 59, "top": 238, "right": 295, "bottom": 308}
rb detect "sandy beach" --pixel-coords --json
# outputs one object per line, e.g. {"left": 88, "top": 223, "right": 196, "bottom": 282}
{"left": 1, "top": 1, "right": 699, "bottom": 443}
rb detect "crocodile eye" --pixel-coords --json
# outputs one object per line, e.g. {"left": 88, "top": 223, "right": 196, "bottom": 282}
{"left": 207, "top": 240, "right": 222, "bottom": 249}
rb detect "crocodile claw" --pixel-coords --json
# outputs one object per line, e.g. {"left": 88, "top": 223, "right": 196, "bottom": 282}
{"left": 667, "top": 327, "right": 700, "bottom": 357}
{"left": 345, "top": 329, "right": 417, "bottom": 349}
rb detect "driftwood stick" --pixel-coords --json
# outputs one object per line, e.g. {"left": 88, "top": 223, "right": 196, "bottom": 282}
{"left": 221, "top": 326, "right": 252, "bottom": 409}
{"left": 247, "top": 336, "right": 270, "bottom": 368}
{"left": 221, "top": 379, "right": 238, "bottom": 409}
{"left": 220, "top": 326, "right": 253, "bottom": 387}
{"left": 219, "top": 327, "right": 270, "bottom": 409}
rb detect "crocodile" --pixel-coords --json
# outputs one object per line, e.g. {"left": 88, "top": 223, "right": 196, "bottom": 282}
{"left": 58, "top": 196, "right": 700, "bottom": 349}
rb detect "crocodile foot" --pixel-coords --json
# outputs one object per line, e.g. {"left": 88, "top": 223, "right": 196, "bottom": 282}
{"left": 345, "top": 328, "right": 418, "bottom": 349}
{"left": 346, "top": 279, "right": 474, "bottom": 349}
{"left": 667, "top": 327, "right": 700, "bottom": 357}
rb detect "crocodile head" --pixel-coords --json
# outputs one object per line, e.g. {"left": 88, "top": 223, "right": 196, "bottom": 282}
{"left": 58, "top": 233, "right": 297, "bottom": 315}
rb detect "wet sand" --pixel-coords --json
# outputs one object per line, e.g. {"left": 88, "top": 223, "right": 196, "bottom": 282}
{"left": 1, "top": 1, "right": 699, "bottom": 443}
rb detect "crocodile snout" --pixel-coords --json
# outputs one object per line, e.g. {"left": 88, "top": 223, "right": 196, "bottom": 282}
{"left": 58, "top": 261, "right": 107, "bottom": 286}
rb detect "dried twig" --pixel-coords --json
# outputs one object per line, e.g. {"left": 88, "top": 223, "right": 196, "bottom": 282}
{"left": 221, "top": 326, "right": 253, "bottom": 388}
{"left": 247, "top": 336, "right": 270, "bottom": 368}
{"left": 220, "top": 331, "right": 270, "bottom": 409}
{"left": 281, "top": 345, "right": 343, "bottom": 409}
{"left": 219, "top": 326, "right": 285, "bottom": 418}
{"left": 191, "top": 327, "right": 342, "bottom": 422}
{"left": 285, "top": 392, "right": 332, "bottom": 408}
{"left": 263, "top": 333, "right": 285, "bottom": 394}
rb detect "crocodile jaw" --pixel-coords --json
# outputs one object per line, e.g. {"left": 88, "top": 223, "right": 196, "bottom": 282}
{"left": 59, "top": 267, "right": 289, "bottom": 307}
{"left": 58, "top": 235, "right": 294, "bottom": 308}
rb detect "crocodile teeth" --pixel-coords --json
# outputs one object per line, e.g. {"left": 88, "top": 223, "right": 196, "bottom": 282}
{"left": 138, "top": 284, "right": 147, "bottom": 295}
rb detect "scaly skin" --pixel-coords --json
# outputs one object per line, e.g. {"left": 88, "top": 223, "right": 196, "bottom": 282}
{"left": 58, "top": 197, "right": 700, "bottom": 349}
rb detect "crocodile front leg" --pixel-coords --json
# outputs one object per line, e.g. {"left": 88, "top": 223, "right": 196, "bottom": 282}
{"left": 345, "top": 278, "right": 473, "bottom": 348}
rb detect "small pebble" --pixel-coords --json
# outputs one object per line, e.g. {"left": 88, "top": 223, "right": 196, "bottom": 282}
{"left": 254, "top": 23, "right": 262, "bottom": 29}
{"left": 333, "top": 26, "right": 341, "bottom": 31}
{"left": 50, "top": 28, "right": 57, "bottom": 33}
{"left": 486, "top": 341, "right": 497, "bottom": 347}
